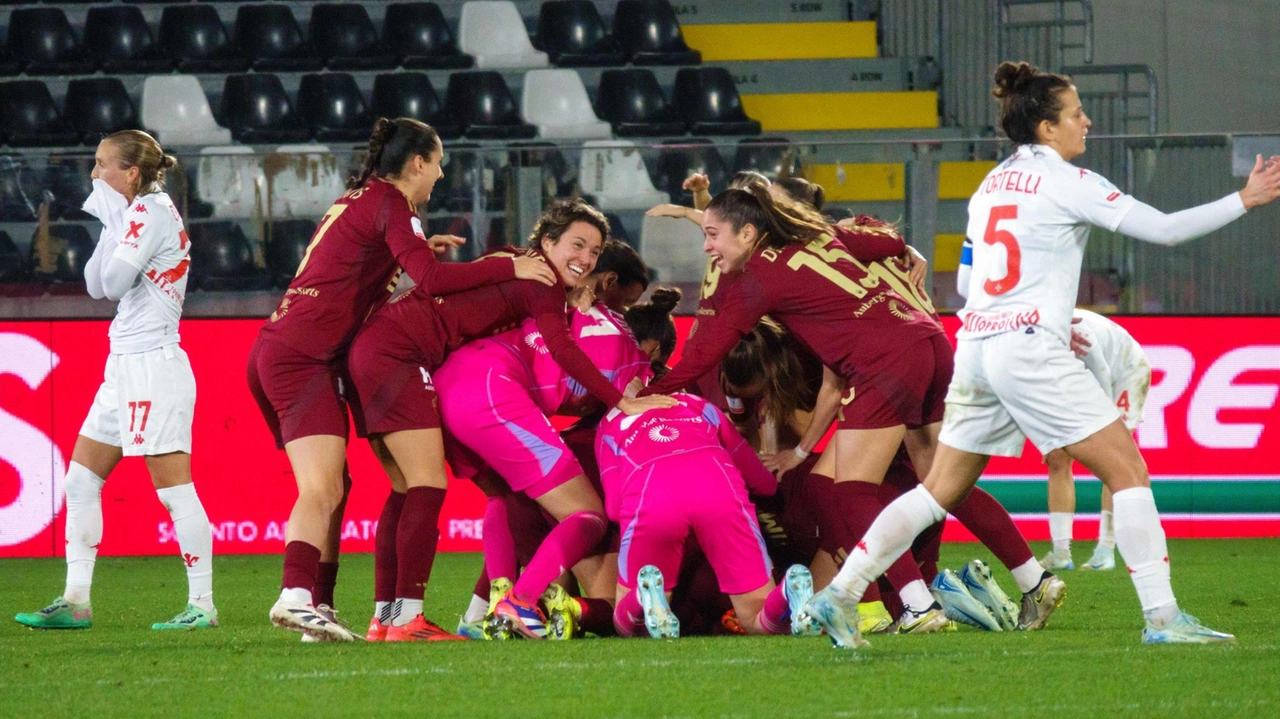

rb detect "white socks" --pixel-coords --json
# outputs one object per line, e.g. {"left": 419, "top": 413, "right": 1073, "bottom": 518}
{"left": 1049, "top": 512, "right": 1073, "bottom": 556}
{"left": 1112, "top": 487, "right": 1179, "bottom": 626}
{"left": 831, "top": 485, "right": 948, "bottom": 601}
{"left": 392, "top": 598, "right": 423, "bottom": 627}
{"left": 63, "top": 462, "right": 106, "bottom": 605}
{"left": 899, "top": 580, "right": 935, "bottom": 615}
{"left": 463, "top": 594, "right": 489, "bottom": 623}
{"left": 280, "top": 587, "right": 313, "bottom": 605}
{"left": 1098, "top": 509, "right": 1115, "bottom": 550}
{"left": 375, "top": 601, "right": 393, "bottom": 624}
{"left": 157, "top": 483, "right": 215, "bottom": 612}
{"left": 1010, "top": 558, "right": 1047, "bottom": 594}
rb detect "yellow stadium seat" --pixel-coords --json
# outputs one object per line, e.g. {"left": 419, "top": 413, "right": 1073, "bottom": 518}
{"left": 681, "top": 22, "right": 877, "bottom": 61}
{"left": 805, "top": 161, "right": 997, "bottom": 202}
{"left": 739, "top": 92, "right": 938, "bottom": 131}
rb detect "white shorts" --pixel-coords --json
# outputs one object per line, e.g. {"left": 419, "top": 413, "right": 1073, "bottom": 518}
{"left": 1104, "top": 368, "right": 1149, "bottom": 432}
{"left": 80, "top": 344, "right": 196, "bottom": 456}
{"left": 939, "top": 328, "right": 1120, "bottom": 457}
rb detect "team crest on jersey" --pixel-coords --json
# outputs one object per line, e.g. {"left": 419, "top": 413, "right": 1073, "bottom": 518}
{"left": 648, "top": 425, "right": 679, "bottom": 443}
{"left": 523, "top": 331, "right": 549, "bottom": 354}
{"left": 888, "top": 298, "right": 914, "bottom": 321}
{"left": 410, "top": 216, "right": 427, "bottom": 240}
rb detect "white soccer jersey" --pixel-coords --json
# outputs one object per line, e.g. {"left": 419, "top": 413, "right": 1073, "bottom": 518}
{"left": 108, "top": 192, "right": 190, "bottom": 354}
{"left": 1073, "top": 309, "right": 1151, "bottom": 428}
{"left": 959, "top": 144, "right": 1137, "bottom": 344}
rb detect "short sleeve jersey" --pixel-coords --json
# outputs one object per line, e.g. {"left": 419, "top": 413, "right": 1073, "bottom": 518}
{"left": 960, "top": 144, "right": 1138, "bottom": 343}
{"left": 1072, "top": 309, "right": 1150, "bottom": 395}
{"left": 108, "top": 192, "right": 189, "bottom": 354}
{"left": 259, "top": 178, "right": 513, "bottom": 361}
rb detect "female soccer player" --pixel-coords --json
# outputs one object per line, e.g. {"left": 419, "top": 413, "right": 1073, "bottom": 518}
{"left": 15, "top": 131, "right": 216, "bottom": 631}
{"left": 808, "top": 61, "right": 1280, "bottom": 648}
{"left": 346, "top": 199, "right": 675, "bottom": 640}
{"left": 250, "top": 117, "right": 555, "bottom": 641}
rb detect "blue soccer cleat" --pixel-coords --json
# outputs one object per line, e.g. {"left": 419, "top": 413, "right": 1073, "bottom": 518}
{"left": 801, "top": 586, "right": 868, "bottom": 649}
{"left": 782, "top": 565, "right": 821, "bottom": 636}
{"left": 493, "top": 592, "right": 549, "bottom": 640}
{"left": 931, "top": 569, "right": 1002, "bottom": 631}
{"left": 635, "top": 565, "right": 679, "bottom": 639}
{"left": 1142, "top": 612, "right": 1236, "bottom": 644}
{"left": 958, "top": 559, "right": 1019, "bottom": 631}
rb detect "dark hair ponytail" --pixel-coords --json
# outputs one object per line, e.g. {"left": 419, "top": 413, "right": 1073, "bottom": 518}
{"left": 775, "top": 176, "right": 825, "bottom": 211}
{"left": 348, "top": 117, "right": 441, "bottom": 190}
{"left": 704, "top": 184, "right": 828, "bottom": 252}
{"left": 624, "top": 287, "right": 682, "bottom": 366}
{"left": 593, "top": 238, "right": 650, "bottom": 291}
{"left": 992, "top": 61, "right": 1074, "bottom": 145}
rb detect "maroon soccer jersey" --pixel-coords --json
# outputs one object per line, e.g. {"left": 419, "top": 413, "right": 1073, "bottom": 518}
{"left": 378, "top": 248, "right": 626, "bottom": 408}
{"left": 645, "top": 233, "right": 941, "bottom": 397}
{"left": 259, "top": 178, "right": 515, "bottom": 361}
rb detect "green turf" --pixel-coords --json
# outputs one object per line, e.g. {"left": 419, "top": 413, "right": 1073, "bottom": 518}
{"left": 2, "top": 540, "right": 1277, "bottom": 719}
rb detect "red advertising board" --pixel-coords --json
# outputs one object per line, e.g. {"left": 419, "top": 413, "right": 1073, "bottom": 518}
{"left": 2, "top": 315, "right": 1278, "bottom": 558}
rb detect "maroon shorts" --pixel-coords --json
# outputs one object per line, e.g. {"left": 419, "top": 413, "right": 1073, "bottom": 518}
{"left": 246, "top": 335, "right": 363, "bottom": 449}
{"left": 346, "top": 313, "right": 445, "bottom": 436}
{"left": 838, "top": 333, "right": 953, "bottom": 430}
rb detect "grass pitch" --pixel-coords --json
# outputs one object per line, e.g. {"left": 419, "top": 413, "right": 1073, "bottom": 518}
{"left": 2, "top": 540, "right": 1277, "bottom": 719}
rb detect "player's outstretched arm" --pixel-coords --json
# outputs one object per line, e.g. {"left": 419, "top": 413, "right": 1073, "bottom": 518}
{"left": 1117, "top": 154, "right": 1280, "bottom": 246}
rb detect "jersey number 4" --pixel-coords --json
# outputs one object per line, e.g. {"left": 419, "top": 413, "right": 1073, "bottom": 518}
{"left": 982, "top": 205, "right": 1021, "bottom": 296}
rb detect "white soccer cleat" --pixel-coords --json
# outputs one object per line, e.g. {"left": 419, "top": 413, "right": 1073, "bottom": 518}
{"left": 801, "top": 586, "right": 869, "bottom": 650}
{"left": 782, "top": 565, "right": 821, "bottom": 636}
{"left": 1080, "top": 545, "right": 1116, "bottom": 571}
{"left": 270, "top": 600, "right": 356, "bottom": 642}
{"left": 958, "top": 559, "right": 1019, "bottom": 632}
{"left": 636, "top": 565, "right": 679, "bottom": 639}
{"left": 930, "top": 569, "right": 1002, "bottom": 631}
{"left": 1038, "top": 549, "right": 1074, "bottom": 571}
{"left": 1142, "top": 612, "right": 1236, "bottom": 644}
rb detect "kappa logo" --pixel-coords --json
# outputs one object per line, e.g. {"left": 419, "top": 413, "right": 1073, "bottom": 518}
{"left": 854, "top": 540, "right": 868, "bottom": 553}
{"left": 133, "top": 203, "right": 147, "bottom": 214}
{"left": 183, "top": 552, "right": 199, "bottom": 567}
{"left": 132, "top": 433, "right": 145, "bottom": 446}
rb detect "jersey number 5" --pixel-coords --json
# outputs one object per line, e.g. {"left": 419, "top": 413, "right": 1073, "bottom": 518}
{"left": 982, "top": 205, "right": 1021, "bottom": 296}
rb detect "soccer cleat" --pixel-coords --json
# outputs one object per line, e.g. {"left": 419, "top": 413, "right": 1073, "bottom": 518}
{"left": 455, "top": 618, "right": 485, "bottom": 640}
{"left": 636, "top": 565, "right": 679, "bottom": 639}
{"left": 483, "top": 578, "right": 514, "bottom": 641}
{"left": 783, "top": 565, "right": 821, "bottom": 636}
{"left": 1018, "top": 573, "right": 1067, "bottom": 630}
{"left": 269, "top": 599, "right": 356, "bottom": 642}
{"left": 385, "top": 614, "right": 466, "bottom": 642}
{"left": 1039, "top": 549, "right": 1075, "bottom": 571}
{"left": 958, "top": 559, "right": 1019, "bottom": 632}
{"left": 493, "top": 593, "right": 549, "bottom": 640}
{"left": 366, "top": 616, "right": 390, "bottom": 642}
{"left": 720, "top": 609, "right": 745, "bottom": 635}
{"left": 857, "top": 601, "right": 894, "bottom": 635}
{"left": 801, "top": 586, "right": 868, "bottom": 649}
{"left": 1081, "top": 545, "right": 1116, "bottom": 571}
{"left": 895, "top": 603, "right": 954, "bottom": 634}
{"left": 14, "top": 597, "right": 92, "bottom": 630}
{"left": 540, "top": 583, "right": 582, "bottom": 641}
{"left": 930, "top": 569, "right": 1002, "bottom": 631}
{"left": 1142, "top": 612, "right": 1237, "bottom": 645}
{"left": 152, "top": 604, "right": 219, "bottom": 630}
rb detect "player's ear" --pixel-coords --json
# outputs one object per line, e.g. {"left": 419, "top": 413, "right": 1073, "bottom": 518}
{"left": 598, "top": 272, "right": 618, "bottom": 292}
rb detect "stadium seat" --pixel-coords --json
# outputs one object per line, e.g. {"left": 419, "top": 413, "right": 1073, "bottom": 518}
{"left": 233, "top": 5, "right": 323, "bottom": 73}
{"left": 45, "top": 155, "right": 95, "bottom": 220}
{"left": 509, "top": 141, "right": 574, "bottom": 199}
{"left": 28, "top": 223, "right": 94, "bottom": 285}
{"left": 733, "top": 137, "right": 800, "bottom": 179}
{"left": 219, "top": 74, "right": 309, "bottom": 144}
{"left": 673, "top": 68, "right": 761, "bottom": 136}
{"left": 445, "top": 72, "right": 536, "bottom": 139}
{"left": 6, "top": 9, "right": 95, "bottom": 76}
{"left": 65, "top": 78, "right": 140, "bottom": 143}
{"left": 265, "top": 145, "right": 348, "bottom": 219}
{"left": 196, "top": 146, "right": 262, "bottom": 219}
{"left": 521, "top": 69, "right": 612, "bottom": 140}
{"left": 309, "top": 5, "right": 396, "bottom": 71}
{"left": 141, "top": 75, "right": 233, "bottom": 147}
{"left": 428, "top": 142, "right": 507, "bottom": 212}
{"left": 371, "top": 73, "right": 461, "bottom": 139}
{"left": 158, "top": 5, "right": 249, "bottom": 74}
{"left": 612, "top": 0, "right": 701, "bottom": 66}
{"left": 0, "top": 81, "right": 80, "bottom": 147}
{"left": 383, "top": 3, "right": 474, "bottom": 70}
{"left": 187, "top": 221, "right": 267, "bottom": 291}
{"left": 640, "top": 214, "right": 707, "bottom": 281}
{"left": 603, "top": 212, "right": 631, "bottom": 245}
{"left": 264, "top": 218, "right": 317, "bottom": 287}
{"left": 0, "top": 156, "right": 39, "bottom": 222}
{"left": 427, "top": 216, "right": 476, "bottom": 260}
{"left": 0, "top": 230, "right": 24, "bottom": 283}
{"left": 595, "top": 69, "right": 686, "bottom": 137}
{"left": 84, "top": 6, "right": 173, "bottom": 74}
{"left": 458, "top": 1, "right": 550, "bottom": 69}
{"left": 654, "top": 139, "right": 729, "bottom": 204}
{"left": 297, "top": 74, "right": 372, "bottom": 142}
{"left": 577, "top": 140, "right": 669, "bottom": 211}
{"left": 0, "top": 46, "right": 20, "bottom": 77}
{"left": 534, "top": 1, "right": 625, "bottom": 67}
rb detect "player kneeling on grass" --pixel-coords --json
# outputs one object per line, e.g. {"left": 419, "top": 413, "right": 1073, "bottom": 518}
{"left": 15, "top": 131, "right": 216, "bottom": 632}
{"left": 597, "top": 390, "right": 821, "bottom": 639}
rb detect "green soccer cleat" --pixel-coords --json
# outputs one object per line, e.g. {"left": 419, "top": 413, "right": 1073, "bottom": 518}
{"left": 483, "top": 577, "right": 514, "bottom": 641}
{"left": 455, "top": 619, "right": 485, "bottom": 640}
{"left": 1081, "top": 545, "right": 1116, "bottom": 571}
{"left": 636, "top": 565, "right": 679, "bottom": 639}
{"left": 15, "top": 597, "right": 92, "bottom": 630}
{"left": 1142, "top": 612, "right": 1236, "bottom": 645}
{"left": 540, "top": 583, "right": 582, "bottom": 641}
{"left": 153, "top": 604, "right": 219, "bottom": 630}
{"left": 857, "top": 601, "right": 894, "bottom": 635}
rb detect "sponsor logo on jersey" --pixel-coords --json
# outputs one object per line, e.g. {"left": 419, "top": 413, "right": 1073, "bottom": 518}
{"left": 648, "top": 425, "right": 679, "bottom": 443}
{"left": 523, "top": 331, "right": 549, "bottom": 354}
{"left": 418, "top": 366, "right": 434, "bottom": 390}
{"left": 410, "top": 216, "right": 427, "bottom": 240}
{"left": 126, "top": 220, "right": 145, "bottom": 239}
{"left": 888, "top": 298, "right": 914, "bottom": 321}
{"left": 959, "top": 308, "right": 1042, "bottom": 335}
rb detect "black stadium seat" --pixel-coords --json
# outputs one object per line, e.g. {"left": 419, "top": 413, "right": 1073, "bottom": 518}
{"left": 188, "top": 221, "right": 268, "bottom": 291}
{"left": 219, "top": 74, "right": 310, "bottom": 144}
{"left": 0, "top": 156, "right": 40, "bottom": 222}
{"left": 612, "top": 0, "right": 701, "bottom": 66}
{"left": 733, "top": 137, "right": 801, "bottom": 179}
{"left": 384, "top": 3, "right": 474, "bottom": 69}
{"left": 0, "top": 230, "right": 25, "bottom": 283}
{"left": 65, "top": 78, "right": 140, "bottom": 143}
{"left": 0, "top": 81, "right": 80, "bottom": 147}
{"left": 309, "top": 5, "right": 396, "bottom": 71}
{"left": 0, "top": 45, "right": 21, "bottom": 77}
{"left": 535, "top": 1, "right": 625, "bottom": 67}
{"left": 6, "top": 8, "right": 96, "bottom": 76}
{"left": 371, "top": 73, "right": 461, "bottom": 139}
{"left": 595, "top": 69, "right": 686, "bottom": 137}
{"left": 445, "top": 72, "right": 536, "bottom": 140}
{"left": 297, "top": 73, "right": 372, "bottom": 143}
{"left": 233, "top": 5, "right": 323, "bottom": 73}
{"left": 159, "top": 6, "right": 249, "bottom": 74}
{"left": 84, "top": 6, "right": 173, "bottom": 74}
{"left": 29, "top": 223, "right": 94, "bottom": 285}
{"left": 603, "top": 212, "right": 631, "bottom": 245}
{"left": 673, "top": 68, "right": 761, "bottom": 136}
{"left": 264, "top": 218, "right": 317, "bottom": 288}
{"left": 45, "top": 155, "right": 95, "bottom": 220}
{"left": 654, "top": 139, "right": 729, "bottom": 204}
